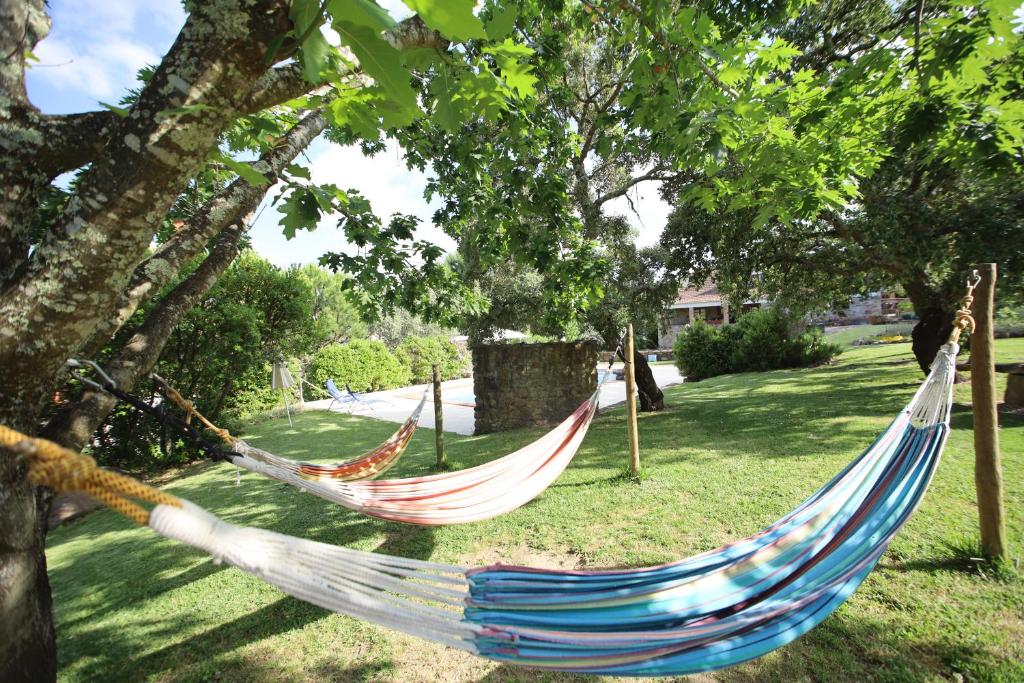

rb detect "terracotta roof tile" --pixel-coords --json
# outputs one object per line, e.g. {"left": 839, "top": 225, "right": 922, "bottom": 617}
{"left": 672, "top": 282, "right": 723, "bottom": 307}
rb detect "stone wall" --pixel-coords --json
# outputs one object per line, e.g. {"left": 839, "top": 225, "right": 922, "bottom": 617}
{"left": 473, "top": 341, "right": 597, "bottom": 433}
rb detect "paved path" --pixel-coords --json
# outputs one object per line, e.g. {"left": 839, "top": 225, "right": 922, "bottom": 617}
{"left": 303, "top": 363, "right": 685, "bottom": 436}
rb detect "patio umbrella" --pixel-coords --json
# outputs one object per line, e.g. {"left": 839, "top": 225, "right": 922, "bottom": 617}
{"left": 272, "top": 362, "right": 295, "bottom": 427}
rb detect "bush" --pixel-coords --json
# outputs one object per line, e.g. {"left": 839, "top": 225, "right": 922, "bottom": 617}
{"left": 672, "top": 319, "right": 732, "bottom": 380}
{"left": 673, "top": 309, "right": 841, "bottom": 380}
{"left": 307, "top": 340, "right": 411, "bottom": 396}
{"left": 395, "top": 335, "right": 469, "bottom": 384}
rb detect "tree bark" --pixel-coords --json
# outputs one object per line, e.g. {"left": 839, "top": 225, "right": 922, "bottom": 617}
{"left": 0, "top": 3, "right": 292, "bottom": 679}
{"left": 617, "top": 347, "right": 665, "bottom": 411}
{"left": 0, "top": 0, "right": 291, "bottom": 428}
{"left": 41, "top": 221, "right": 248, "bottom": 450}
{"left": 78, "top": 111, "right": 328, "bottom": 359}
{"left": 903, "top": 269, "right": 955, "bottom": 376}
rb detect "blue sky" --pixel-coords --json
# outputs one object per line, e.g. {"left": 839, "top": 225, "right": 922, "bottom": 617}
{"left": 25, "top": 0, "right": 670, "bottom": 267}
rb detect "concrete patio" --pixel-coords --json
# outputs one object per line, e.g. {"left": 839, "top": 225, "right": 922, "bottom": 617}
{"left": 301, "top": 363, "right": 684, "bottom": 435}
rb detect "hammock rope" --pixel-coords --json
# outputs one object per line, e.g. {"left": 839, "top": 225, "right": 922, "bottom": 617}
{"left": 153, "top": 373, "right": 235, "bottom": 445}
{"left": 66, "top": 360, "right": 238, "bottom": 464}
{"left": 0, "top": 424, "right": 181, "bottom": 525}
{"left": 4, "top": 337, "right": 961, "bottom": 675}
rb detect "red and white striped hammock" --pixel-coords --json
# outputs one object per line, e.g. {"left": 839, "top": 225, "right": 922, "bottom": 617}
{"left": 232, "top": 391, "right": 428, "bottom": 483}
{"left": 229, "top": 389, "right": 601, "bottom": 525}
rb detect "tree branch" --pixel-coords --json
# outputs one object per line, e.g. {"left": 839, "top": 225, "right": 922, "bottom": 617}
{"left": 79, "top": 110, "right": 328, "bottom": 359}
{"left": 29, "top": 16, "right": 446, "bottom": 180}
{"left": 593, "top": 168, "right": 683, "bottom": 208}
{"left": 41, "top": 220, "right": 248, "bottom": 450}
{"left": 0, "top": 0, "right": 294, "bottom": 429}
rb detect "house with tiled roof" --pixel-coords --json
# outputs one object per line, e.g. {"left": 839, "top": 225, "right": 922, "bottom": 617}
{"left": 657, "top": 282, "right": 769, "bottom": 348}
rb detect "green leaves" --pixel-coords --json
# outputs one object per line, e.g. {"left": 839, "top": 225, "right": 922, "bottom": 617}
{"left": 484, "top": 39, "right": 538, "bottom": 97}
{"left": 290, "top": 0, "right": 332, "bottom": 83}
{"left": 214, "top": 152, "right": 270, "bottom": 187}
{"left": 328, "top": 0, "right": 395, "bottom": 32}
{"left": 758, "top": 39, "right": 801, "bottom": 71}
{"left": 402, "top": 0, "right": 486, "bottom": 41}
{"left": 484, "top": 4, "right": 517, "bottom": 41}
{"left": 99, "top": 101, "right": 130, "bottom": 118}
{"left": 333, "top": 22, "right": 419, "bottom": 127}
{"left": 278, "top": 189, "right": 322, "bottom": 239}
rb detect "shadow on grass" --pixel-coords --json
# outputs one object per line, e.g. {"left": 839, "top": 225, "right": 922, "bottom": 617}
{"left": 881, "top": 537, "right": 1022, "bottom": 582}
{"left": 53, "top": 510, "right": 437, "bottom": 680}
{"left": 717, "top": 609, "right": 1016, "bottom": 682}
{"left": 468, "top": 604, "right": 1014, "bottom": 682}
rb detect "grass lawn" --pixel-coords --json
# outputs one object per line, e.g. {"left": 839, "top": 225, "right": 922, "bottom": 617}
{"left": 46, "top": 340, "right": 1023, "bottom": 682}
{"left": 824, "top": 323, "right": 917, "bottom": 348}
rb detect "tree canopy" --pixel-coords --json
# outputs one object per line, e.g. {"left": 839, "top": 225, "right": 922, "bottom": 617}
{"left": 658, "top": 0, "right": 1023, "bottom": 371}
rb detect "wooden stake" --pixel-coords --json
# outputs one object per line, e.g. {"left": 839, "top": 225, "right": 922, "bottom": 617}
{"left": 432, "top": 364, "right": 446, "bottom": 468}
{"left": 970, "top": 263, "right": 1006, "bottom": 559}
{"left": 625, "top": 324, "right": 641, "bottom": 477}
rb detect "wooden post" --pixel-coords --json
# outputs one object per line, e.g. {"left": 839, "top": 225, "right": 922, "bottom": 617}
{"left": 971, "top": 263, "right": 1006, "bottom": 559}
{"left": 624, "top": 324, "right": 641, "bottom": 477}
{"left": 432, "top": 364, "right": 446, "bottom": 468}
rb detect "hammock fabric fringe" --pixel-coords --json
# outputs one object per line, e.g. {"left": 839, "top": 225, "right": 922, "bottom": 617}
{"left": 229, "top": 389, "right": 602, "bottom": 525}
{"left": 146, "top": 342, "right": 960, "bottom": 676}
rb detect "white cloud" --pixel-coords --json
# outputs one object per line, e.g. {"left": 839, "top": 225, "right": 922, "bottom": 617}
{"left": 31, "top": 36, "right": 158, "bottom": 101}
{"left": 27, "top": 0, "right": 183, "bottom": 110}
{"left": 378, "top": 0, "right": 415, "bottom": 21}
{"left": 32, "top": 38, "right": 117, "bottom": 98}
{"left": 50, "top": 0, "right": 140, "bottom": 35}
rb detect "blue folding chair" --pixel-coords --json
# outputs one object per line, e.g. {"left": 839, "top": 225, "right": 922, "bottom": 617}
{"left": 326, "top": 379, "right": 390, "bottom": 413}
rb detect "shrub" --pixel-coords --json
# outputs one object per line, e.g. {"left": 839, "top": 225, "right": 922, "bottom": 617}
{"left": 672, "top": 319, "right": 732, "bottom": 380}
{"left": 395, "top": 335, "right": 469, "bottom": 384}
{"left": 673, "top": 309, "right": 840, "bottom": 380}
{"left": 307, "top": 340, "right": 411, "bottom": 396}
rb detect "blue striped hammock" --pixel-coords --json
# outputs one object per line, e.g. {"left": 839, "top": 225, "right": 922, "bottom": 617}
{"left": 149, "top": 342, "right": 960, "bottom": 676}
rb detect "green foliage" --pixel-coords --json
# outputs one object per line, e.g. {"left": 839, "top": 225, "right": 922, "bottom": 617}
{"left": 296, "top": 264, "right": 368, "bottom": 350}
{"left": 658, "top": 0, "right": 1023, "bottom": 357}
{"left": 394, "top": 335, "right": 469, "bottom": 383}
{"left": 306, "top": 339, "right": 411, "bottom": 396}
{"left": 672, "top": 319, "right": 732, "bottom": 381}
{"left": 584, "top": 218, "right": 679, "bottom": 350}
{"left": 92, "top": 253, "right": 315, "bottom": 470}
{"left": 673, "top": 309, "right": 841, "bottom": 380}
{"left": 369, "top": 308, "right": 453, "bottom": 349}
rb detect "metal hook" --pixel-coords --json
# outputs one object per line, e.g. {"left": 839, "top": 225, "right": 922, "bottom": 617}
{"left": 66, "top": 358, "right": 117, "bottom": 391}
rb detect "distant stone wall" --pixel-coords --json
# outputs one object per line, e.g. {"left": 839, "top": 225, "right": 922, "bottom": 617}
{"left": 473, "top": 341, "right": 597, "bottom": 434}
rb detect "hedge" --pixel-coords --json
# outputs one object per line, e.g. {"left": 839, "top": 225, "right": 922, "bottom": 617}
{"left": 306, "top": 340, "right": 411, "bottom": 396}
{"left": 673, "top": 309, "right": 841, "bottom": 380}
{"left": 395, "top": 335, "right": 469, "bottom": 384}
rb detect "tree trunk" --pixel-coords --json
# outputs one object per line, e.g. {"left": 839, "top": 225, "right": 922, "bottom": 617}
{"left": 0, "top": 459, "right": 55, "bottom": 683}
{"left": 41, "top": 220, "right": 247, "bottom": 450}
{"left": 0, "top": 4, "right": 293, "bottom": 678}
{"left": 617, "top": 347, "right": 665, "bottom": 411}
{"left": 910, "top": 306, "right": 954, "bottom": 375}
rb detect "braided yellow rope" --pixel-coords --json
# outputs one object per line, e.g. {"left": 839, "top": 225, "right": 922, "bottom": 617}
{"left": 946, "top": 274, "right": 981, "bottom": 345}
{"left": 0, "top": 425, "right": 181, "bottom": 525}
{"left": 155, "top": 378, "right": 234, "bottom": 445}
